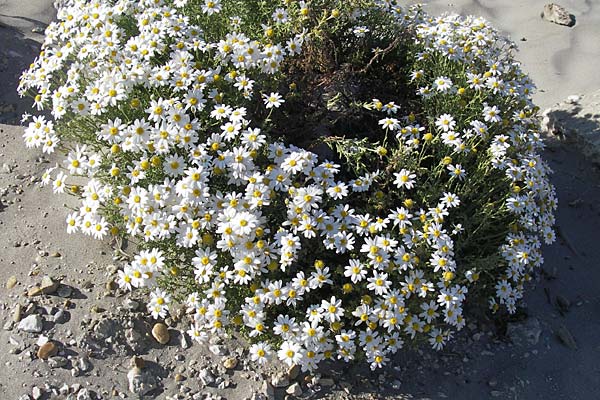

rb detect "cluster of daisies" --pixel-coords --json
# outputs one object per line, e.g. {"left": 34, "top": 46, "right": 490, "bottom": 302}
{"left": 19, "top": 0, "right": 556, "bottom": 372}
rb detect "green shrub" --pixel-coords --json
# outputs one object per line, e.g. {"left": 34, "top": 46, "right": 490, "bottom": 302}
{"left": 19, "top": 0, "right": 556, "bottom": 370}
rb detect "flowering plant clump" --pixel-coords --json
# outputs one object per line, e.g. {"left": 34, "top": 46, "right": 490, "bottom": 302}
{"left": 19, "top": 0, "right": 557, "bottom": 371}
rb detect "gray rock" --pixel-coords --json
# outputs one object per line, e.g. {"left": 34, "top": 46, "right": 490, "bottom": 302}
{"left": 261, "top": 381, "right": 276, "bottom": 400}
{"left": 123, "top": 298, "right": 139, "bottom": 311}
{"left": 40, "top": 276, "right": 59, "bottom": 294}
{"left": 127, "top": 367, "right": 156, "bottom": 395}
{"left": 286, "top": 382, "right": 302, "bottom": 396}
{"left": 542, "top": 3, "right": 575, "bottom": 27}
{"left": 18, "top": 314, "right": 43, "bottom": 333}
{"left": 57, "top": 286, "right": 73, "bottom": 298}
{"left": 32, "top": 387, "right": 43, "bottom": 400}
{"left": 78, "top": 356, "right": 92, "bottom": 372}
{"left": 76, "top": 388, "right": 93, "bottom": 400}
{"left": 271, "top": 372, "right": 289, "bottom": 388}
{"left": 208, "top": 344, "right": 227, "bottom": 356}
{"left": 180, "top": 331, "right": 191, "bottom": 349}
{"left": 507, "top": 317, "right": 542, "bottom": 346}
{"left": 199, "top": 368, "right": 215, "bottom": 386}
{"left": 556, "top": 324, "right": 577, "bottom": 350}
{"left": 48, "top": 356, "right": 68, "bottom": 368}
{"left": 53, "top": 310, "right": 67, "bottom": 324}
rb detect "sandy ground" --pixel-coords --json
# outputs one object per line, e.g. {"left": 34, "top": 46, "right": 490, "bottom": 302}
{"left": 419, "top": 0, "right": 600, "bottom": 110}
{"left": 1, "top": 1, "right": 600, "bottom": 399}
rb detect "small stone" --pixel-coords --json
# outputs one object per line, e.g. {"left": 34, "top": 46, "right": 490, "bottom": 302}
{"left": 48, "top": 356, "right": 68, "bottom": 368}
{"left": 76, "top": 388, "right": 92, "bottom": 400}
{"left": 180, "top": 331, "right": 191, "bottom": 349}
{"left": 37, "top": 341, "right": 58, "bottom": 359}
{"left": 32, "top": 387, "right": 43, "bottom": 400}
{"left": 556, "top": 324, "right": 577, "bottom": 350}
{"left": 1, "top": 163, "right": 11, "bottom": 173}
{"left": 319, "top": 378, "right": 335, "bottom": 387}
{"left": 3, "top": 320, "right": 14, "bottom": 331}
{"left": 507, "top": 317, "right": 541, "bottom": 346}
{"left": 128, "top": 367, "right": 156, "bottom": 395}
{"left": 57, "top": 286, "right": 72, "bottom": 298}
{"left": 556, "top": 295, "right": 570, "bottom": 312}
{"left": 50, "top": 251, "right": 61, "bottom": 258}
{"left": 130, "top": 356, "right": 145, "bottom": 369}
{"left": 78, "top": 356, "right": 92, "bottom": 372}
{"left": 490, "top": 390, "right": 502, "bottom": 397}
{"left": 53, "top": 310, "right": 67, "bottom": 324}
{"left": 286, "top": 383, "right": 302, "bottom": 396}
{"left": 199, "top": 368, "right": 215, "bottom": 386}
{"left": 59, "top": 384, "right": 70, "bottom": 394}
{"left": 288, "top": 364, "right": 300, "bottom": 381}
{"left": 28, "top": 287, "right": 43, "bottom": 297}
{"left": 261, "top": 381, "right": 276, "bottom": 400}
{"left": 12, "top": 304, "right": 23, "bottom": 323}
{"left": 91, "top": 305, "right": 105, "bottom": 314}
{"left": 223, "top": 356, "right": 238, "bottom": 370}
{"left": 106, "top": 280, "right": 117, "bottom": 291}
{"left": 488, "top": 379, "right": 498, "bottom": 387}
{"left": 174, "top": 373, "right": 185, "bottom": 382}
{"left": 40, "top": 276, "right": 59, "bottom": 294}
{"left": 272, "top": 372, "right": 289, "bottom": 388}
{"left": 542, "top": 3, "right": 575, "bottom": 27}
{"left": 123, "top": 298, "right": 139, "bottom": 311}
{"left": 18, "top": 314, "right": 43, "bottom": 333}
{"left": 566, "top": 95, "right": 581, "bottom": 104}
{"left": 152, "top": 323, "right": 170, "bottom": 345}
{"left": 6, "top": 275, "right": 17, "bottom": 289}
{"left": 209, "top": 344, "right": 226, "bottom": 355}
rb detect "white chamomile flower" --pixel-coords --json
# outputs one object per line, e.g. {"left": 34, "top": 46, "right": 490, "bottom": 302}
{"left": 263, "top": 92, "right": 284, "bottom": 109}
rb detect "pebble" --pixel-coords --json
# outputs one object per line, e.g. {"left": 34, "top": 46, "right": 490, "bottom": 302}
{"left": 123, "top": 298, "right": 140, "bottom": 311}
{"left": 77, "top": 388, "right": 93, "bottom": 400}
{"left": 288, "top": 364, "right": 300, "bottom": 380}
{"left": 6, "top": 275, "right": 17, "bottom": 289}
{"left": 222, "top": 356, "right": 238, "bottom": 370}
{"left": 286, "top": 382, "right": 302, "bottom": 396}
{"left": 32, "top": 387, "right": 43, "bottom": 400}
{"left": 319, "top": 377, "right": 335, "bottom": 387}
{"left": 53, "top": 309, "right": 67, "bottom": 324}
{"left": 130, "top": 356, "right": 145, "bottom": 369}
{"left": 180, "top": 331, "right": 191, "bottom": 349}
{"left": 152, "top": 323, "right": 170, "bottom": 345}
{"left": 18, "top": 314, "right": 43, "bottom": 333}
{"left": 48, "top": 356, "right": 68, "bottom": 368}
{"left": 271, "top": 372, "right": 290, "bottom": 388}
{"left": 542, "top": 3, "right": 575, "bottom": 27}
{"left": 40, "top": 276, "right": 59, "bottom": 294}
{"left": 556, "top": 324, "right": 577, "bottom": 350}
{"left": 556, "top": 295, "right": 570, "bottom": 312}
{"left": 174, "top": 373, "right": 185, "bottom": 382}
{"left": 209, "top": 344, "right": 227, "bottom": 356}
{"left": 78, "top": 356, "right": 92, "bottom": 372}
{"left": 13, "top": 304, "right": 23, "bottom": 322}
{"left": 128, "top": 367, "right": 155, "bottom": 395}
{"left": 57, "top": 286, "right": 72, "bottom": 298}
{"left": 37, "top": 341, "right": 58, "bottom": 359}
{"left": 106, "top": 279, "right": 117, "bottom": 291}
{"left": 199, "top": 368, "right": 215, "bottom": 386}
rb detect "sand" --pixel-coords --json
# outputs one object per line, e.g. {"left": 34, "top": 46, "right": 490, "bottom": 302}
{"left": 1, "top": 1, "right": 600, "bottom": 399}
